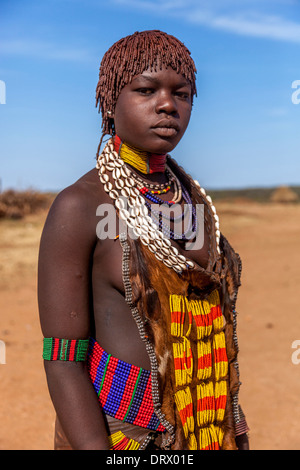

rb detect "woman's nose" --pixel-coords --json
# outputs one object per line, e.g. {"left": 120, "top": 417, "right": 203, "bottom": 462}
{"left": 155, "top": 91, "right": 177, "bottom": 115}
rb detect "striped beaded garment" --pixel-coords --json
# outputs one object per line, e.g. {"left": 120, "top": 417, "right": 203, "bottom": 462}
{"left": 117, "top": 156, "right": 245, "bottom": 450}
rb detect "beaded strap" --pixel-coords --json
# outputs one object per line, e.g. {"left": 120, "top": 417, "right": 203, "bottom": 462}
{"left": 87, "top": 338, "right": 165, "bottom": 432}
{"left": 108, "top": 431, "right": 140, "bottom": 450}
{"left": 43, "top": 337, "right": 89, "bottom": 362}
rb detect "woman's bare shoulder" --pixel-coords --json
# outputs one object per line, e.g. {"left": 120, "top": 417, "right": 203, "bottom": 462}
{"left": 42, "top": 168, "right": 104, "bottom": 241}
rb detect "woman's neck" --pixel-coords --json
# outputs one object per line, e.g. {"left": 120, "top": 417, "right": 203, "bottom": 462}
{"left": 114, "top": 135, "right": 167, "bottom": 176}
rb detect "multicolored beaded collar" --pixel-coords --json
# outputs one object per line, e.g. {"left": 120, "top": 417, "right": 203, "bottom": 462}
{"left": 114, "top": 135, "right": 167, "bottom": 174}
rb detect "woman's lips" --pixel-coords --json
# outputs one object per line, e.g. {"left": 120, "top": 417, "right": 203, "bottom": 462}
{"left": 152, "top": 127, "right": 178, "bottom": 138}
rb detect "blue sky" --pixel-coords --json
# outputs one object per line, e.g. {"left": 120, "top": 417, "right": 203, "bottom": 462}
{"left": 0, "top": 0, "right": 299, "bottom": 191}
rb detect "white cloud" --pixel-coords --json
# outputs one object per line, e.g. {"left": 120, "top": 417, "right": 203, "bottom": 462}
{"left": 113, "top": 0, "right": 300, "bottom": 43}
{"left": 0, "top": 38, "right": 95, "bottom": 63}
{"left": 207, "top": 13, "right": 300, "bottom": 43}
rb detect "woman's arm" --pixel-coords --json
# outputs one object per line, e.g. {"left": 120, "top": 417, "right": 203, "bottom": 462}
{"left": 38, "top": 183, "right": 109, "bottom": 450}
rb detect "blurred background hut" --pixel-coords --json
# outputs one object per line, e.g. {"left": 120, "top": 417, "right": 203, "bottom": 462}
{"left": 270, "top": 185, "right": 299, "bottom": 204}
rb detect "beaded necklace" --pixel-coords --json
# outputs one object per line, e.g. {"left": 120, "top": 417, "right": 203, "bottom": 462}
{"left": 96, "top": 139, "right": 221, "bottom": 273}
{"left": 114, "top": 135, "right": 167, "bottom": 175}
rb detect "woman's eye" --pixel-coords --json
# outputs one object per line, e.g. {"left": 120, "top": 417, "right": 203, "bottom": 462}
{"left": 176, "top": 91, "right": 190, "bottom": 100}
{"left": 137, "top": 88, "right": 154, "bottom": 95}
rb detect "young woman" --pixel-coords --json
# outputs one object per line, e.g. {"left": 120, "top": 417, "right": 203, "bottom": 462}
{"left": 38, "top": 30, "right": 249, "bottom": 450}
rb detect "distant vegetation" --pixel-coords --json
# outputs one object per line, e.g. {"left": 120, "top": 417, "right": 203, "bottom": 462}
{"left": 209, "top": 185, "right": 300, "bottom": 203}
{"left": 0, "top": 189, "right": 55, "bottom": 219}
{"left": 0, "top": 185, "right": 299, "bottom": 220}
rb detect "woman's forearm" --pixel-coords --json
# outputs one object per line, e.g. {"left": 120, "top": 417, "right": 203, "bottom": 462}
{"left": 44, "top": 360, "right": 109, "bottom": 450}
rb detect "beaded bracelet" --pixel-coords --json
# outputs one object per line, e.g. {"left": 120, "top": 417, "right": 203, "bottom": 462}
{"left": 43, "top": 337, "right": 89, "bottom": 362}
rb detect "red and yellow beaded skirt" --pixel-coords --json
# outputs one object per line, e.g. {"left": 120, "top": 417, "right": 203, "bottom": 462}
{"left": 169, "top": 289, "right": 228, "bottom": 450}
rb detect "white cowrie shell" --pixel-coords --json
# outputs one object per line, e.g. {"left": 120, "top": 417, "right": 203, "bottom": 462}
{"left": 115, "top": 198, "right": 125, "bottom": 210}
{"left": 170, "top": 246, "right": 179, "bottom": 256}
{"left": 125, "top": 177, "right": 135, "bottom": 188}
{"left": 168, "top": 255, "right": 178, "bottom": 264}
{"left": 173, "top": 265, "right": 182, "bottom": 273}
{"left": 155, "top": 252, "right": 164, "bottom": 261}
{"left": 106, "top": 163, "right": 115, "bottom": 171}
{"left": 130, "top": 187, "right": 140, "bottom": 197}
{"left": 162, "top": 238, "right": 171, "bottom": 247}
{"left": 99, "top": 173, "right": 109, "bottom": 183}
{"left": 154, "top": 238, "right": 163, "bottom": 248}
{"left": 140, "top": 235, "right": 150, "bottom": 246}
{"left": 104, "top": 182, "right": 113, "bottom": 192}
{"left": 129, "top": 206, "right": 140, "bottom": 217}
{"left": 163, "top": 259, "right": 173, "bottom": 268}
{"left": 113, "top": 159, "right": 122, "bottom": 168}
{"left": 186, "top": 260, "right": 194, "bottom": 269}
{"left": 161, "top": 247, "right": 170, "bottom": 256}
{"left": 109, "top": 190, "right": 119, "bottom": 200}
{"left": 139, "top": 205, "right": 148, "bottom": 217}
{"left": 121, "top": 187, "right": 130, "bottom": 198}
{"left": 112, "top": 168, "right": 121, "bottom": 180}
{"left": 148, "top": 244, "right": 157, "bottom": 253}
{"left": 211, "top": 205, "right": 217, "bottom": 214}
{"left": 206, "top": 195, "right": 212, "bottom": 204}
{"left": 115, "top": 179, "right": 124, "bottom": 189}
{"left": 126, "top": 216, "right": 136, "bottom": 228}
{"left": 121, "top": 166, "right": 131, "bottom": 178}
{"left": 133, "top": 227, "right": 142, "bottom": 237}
{"left": 141, "top": 225, "right": 149, "bottom": 235}
{"left": 178, "top": 262, "right": 187, "bottom": 271}
{"left": 136, "top": 215, "right": 144, "bottom": 226}
{"left": 119, "top": 208, "right": 129, "bottom": 220}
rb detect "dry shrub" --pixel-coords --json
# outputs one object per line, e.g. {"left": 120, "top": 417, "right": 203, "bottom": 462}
{"left": 270, "top": 185, "right": 299, "bottom": 204}
{"left": 0, "top": 189, "right": 54, "bottom": 219}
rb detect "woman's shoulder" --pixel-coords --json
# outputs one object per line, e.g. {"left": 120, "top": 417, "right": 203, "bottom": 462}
{"left": 43, "top": 168, "right": 105, "bottom": 237}
{"left": 52, "top": 168, "right": 104, "bottom": 213}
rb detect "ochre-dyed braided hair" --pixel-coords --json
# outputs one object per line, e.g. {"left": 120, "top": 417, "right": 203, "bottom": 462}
{"left": 95, "top": 30, "right": 197, "bottom": 156}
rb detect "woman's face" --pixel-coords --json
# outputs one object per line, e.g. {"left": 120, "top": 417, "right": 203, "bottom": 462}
{"left": 113, "top": 66, "right": 193, "bottom": 154}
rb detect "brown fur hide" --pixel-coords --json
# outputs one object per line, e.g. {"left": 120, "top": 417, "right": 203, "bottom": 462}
{"left": 123, "top": 158, "right": 243, "bottom": 450}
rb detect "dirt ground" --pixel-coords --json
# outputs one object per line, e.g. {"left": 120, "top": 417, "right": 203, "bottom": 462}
{"left": 0, "top": 200, "right": 300, "bottom": 450}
